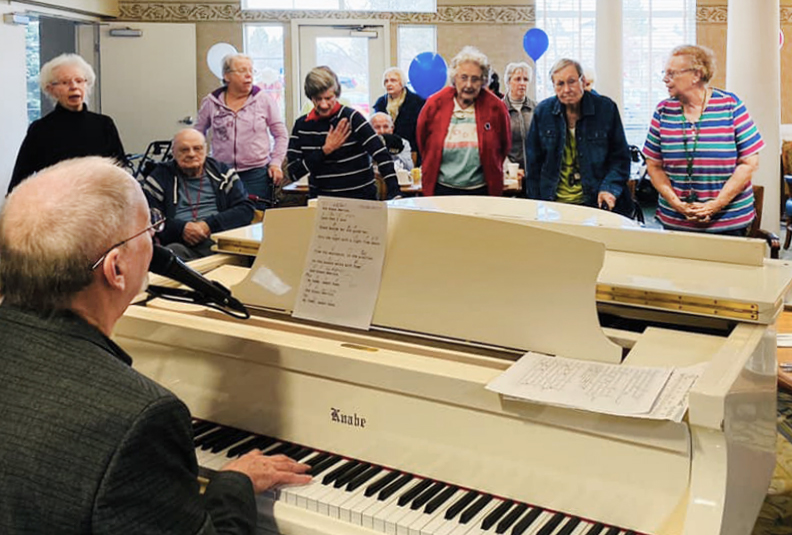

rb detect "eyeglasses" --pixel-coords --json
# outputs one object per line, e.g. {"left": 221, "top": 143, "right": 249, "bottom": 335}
{"left": 50, "top": 77, "right": 88, "bottom": 88}
{"left": 228, "top": 68, "right": 258, "bottom": 76}
{"left": 457, "top": 75, "right": 484, "bottom": 85}
{"left": 661, "top": 68, "right": 694, "bottom": 80}
{"left": 90, "top": 210, "right": 166, "bottom": 271}
{"left": 553, "top": 77, "right": 582, "bottom": 90}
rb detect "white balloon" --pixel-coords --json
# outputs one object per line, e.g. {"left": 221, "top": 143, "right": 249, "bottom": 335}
{"left": 207, "top": 43, "right": 238, "bottom": 81}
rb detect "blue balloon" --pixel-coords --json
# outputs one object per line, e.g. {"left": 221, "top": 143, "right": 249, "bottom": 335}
{"left": 408, "top": 52, "right": 448, "bottom": 100}
{"left": 523, "top": 28, "right": 549, "bottom": 62}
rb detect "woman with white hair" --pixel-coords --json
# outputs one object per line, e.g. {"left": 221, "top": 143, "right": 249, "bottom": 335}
{"left": 416, "top": 46, "right": 511, "bottom": 196}
{"left": 195, "top": 53, "right": 288, "bottom": 204}
{"left": 9, "top": 53, "right": 126, "bottom": 193}
{"left": 503, "top": 61, "right": 537, "bottom": 176}
{"left": 373, "top": 67, "right": 425, "bottom": 164}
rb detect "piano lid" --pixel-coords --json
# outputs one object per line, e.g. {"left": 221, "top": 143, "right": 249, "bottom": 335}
{"left": 233, "top": 204, "right": 623, "bottom": 363}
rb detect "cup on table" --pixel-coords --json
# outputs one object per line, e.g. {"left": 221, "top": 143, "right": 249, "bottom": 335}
{"left": 506, "top": 162, "right": 519, "bottom": 180}
{"left": 410, "top": 167, "right": 422, "bottom": 186}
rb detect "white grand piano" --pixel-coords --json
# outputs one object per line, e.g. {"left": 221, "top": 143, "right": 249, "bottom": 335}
{"left": 114, "top": 197, "right": 792, "bottom": 535}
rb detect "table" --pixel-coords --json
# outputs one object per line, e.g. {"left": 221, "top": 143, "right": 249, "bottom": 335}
{"left": 777, "top": 310, "right": 792, "bottom": 392}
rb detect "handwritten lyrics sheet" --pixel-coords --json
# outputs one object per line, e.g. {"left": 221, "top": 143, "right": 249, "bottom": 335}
{"left": 292, "top": 197, "right": 387, "bottom": 329}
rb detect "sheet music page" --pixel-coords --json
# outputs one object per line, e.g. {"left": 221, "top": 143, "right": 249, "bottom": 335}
{"left": 292, "top": 197, "right": 387, "bottom": 330}
{"left": 644, "top": 363, "right": 707, "bottom": 423}
{"left": 487, "top": 352, "right": 674, "bottom": 417}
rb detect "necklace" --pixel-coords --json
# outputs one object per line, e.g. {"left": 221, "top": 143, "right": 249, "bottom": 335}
{"left": 681, "top": 119, "right": 700, "bottom": 203}
{"left": 181, "top": 174, "right": 205, "bottom": 221}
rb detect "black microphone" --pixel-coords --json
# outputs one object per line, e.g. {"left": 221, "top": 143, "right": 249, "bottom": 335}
{"left": 147, "top": 245, "right": 248, "bottom": 317}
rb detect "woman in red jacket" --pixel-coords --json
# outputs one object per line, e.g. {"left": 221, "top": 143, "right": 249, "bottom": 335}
{"left": 416, "top": 46, "right": 511, "bottom": 196}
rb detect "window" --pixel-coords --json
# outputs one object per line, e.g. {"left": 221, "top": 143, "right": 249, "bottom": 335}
{"left": 622, "top": 0, "right": 696, "bottom": 146}
{"left": 243, "top": 0, "right": 435, "bottom": 12}
{"left": 25, "top": 18, "right": 41, "bottom": 123}
{"left": 535, "top": 0, "right": 696, "bottom": 146}
{"left": 397, "top": 25, "right": 437, "bottom": 92}
{"left": 244, "top": 24, "right": 287, "bottom": 118}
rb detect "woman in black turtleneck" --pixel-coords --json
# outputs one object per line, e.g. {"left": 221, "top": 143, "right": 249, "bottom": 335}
{"left": 9, "top": 54, "right": 126, "bottom": 194}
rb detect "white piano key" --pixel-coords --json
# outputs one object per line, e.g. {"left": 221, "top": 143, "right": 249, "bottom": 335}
{"left": 442, "top": 499, "right": 501, "bottom": 535}
{"left": 522, "top": 511, "right": 554, "bottom": 535}
{"left": 342, "top": 469, "right": 396, "bottom": 524}
{"left": 448, "top": 498, "right": 508, "bottom": 535}
{"left": 278, "top": 452, "right": 325, "bottom": 505}
{"left": 417, "top": 489, "right": 466, "bottom": 535}
{"left": 405, "top": 489, "right": 463, "bottom": 535}
{"left": 382, "top": 498, "right": 419, "bottom": 535}
{"left": 324, "top": 477, "right": 372, "bottom": 519}
{"left": 362, "top": 481, "right": 415, "bottom": 531}
{"left": 376, "top": 478, "right": 431, "bottom": 532}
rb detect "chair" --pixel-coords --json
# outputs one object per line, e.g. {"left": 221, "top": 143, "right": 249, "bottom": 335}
{"left": 749, "top": 184, "right": 780, "bottom": 258}
{"left": 127, "top": 140, "right": 172, "bottom": 179}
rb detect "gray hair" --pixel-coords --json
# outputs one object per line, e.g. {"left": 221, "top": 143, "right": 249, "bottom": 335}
{"left": 222, "top": 53, "right": 253, "bottom": 84}
{"left": 304, "top": 65, "right": 341, "bottom": 100}
{"left": 370, "top": 112, "right": 393, "bottom": 125}
{"left": 549, "top": 58, "right": 584, "bottom": 81}
{"left": 0, "top": 157, "right": 139, "bottom": 312}
{"left": 448, "top": 46, "right": 491, "bottom": 86}
{"left": 382, "top": 67, "right": 406, "bottom": 86}
{"left": 670, "top": 44, "right": 716, "bottom": 84}
{"left": 504, "top": 62, "right": 533, "bottom": 84}
{"left": 39, "top": 53, "right": 96, "bottom": 101}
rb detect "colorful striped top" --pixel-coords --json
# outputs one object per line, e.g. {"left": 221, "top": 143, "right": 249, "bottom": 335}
{"left": 642, "top": 88, "right": 764, "bottom": 232}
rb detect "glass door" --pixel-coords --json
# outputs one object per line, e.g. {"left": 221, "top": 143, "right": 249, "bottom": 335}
{"left": 295, "top": 23, "right": 389, "bottom": 119}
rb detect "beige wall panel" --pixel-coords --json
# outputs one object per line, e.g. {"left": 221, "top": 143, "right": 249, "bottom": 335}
{"left": 696, "top": 23, "right": 727, "bottom": 90}
{"left": 438, "top": 23, "right": 530, "bottom": 86}
{"left": 195, "top": 22, "right": 242, "bottom": 108}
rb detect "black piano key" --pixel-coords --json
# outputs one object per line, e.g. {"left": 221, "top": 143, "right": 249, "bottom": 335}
{"left": 481, "top": 500, "right": 515, "bottom": 531}
{"left": 557, "top": 517, "right": 582, "bottom": 535}
{"left": 289, "top": 446, "right": 316, "bottom": 462}
{"left": 308, "top": 455, "right": 342, "bottom": 477}
{"left": 321, "top": 460, "right": 360, "bottom": 486}
{"left": 495, "top": 503, "right": 528, "bottom": 534}
{"left": 459, "top": 493, "right": 493, "bottom": 524}
{"left": 201, "top": 427, "right": 242, "bottom": 451}
{"left": 508, "top": 506, "right": 541, "bottom": 535}
{"left": 192, "top": 420, "right": 216, "bottom": 436}
{"left": 225, "top": 435, "right": 260, "bottom": 458}
{"left": 536, "top": 512, "right": 566, "bottom": 535}
{"left": 194, "top": 427, "right": 227, "bottom": 448}
{"left": 583, "top": 523, "right": 605, "bottom": 535}
{"left": 604, "top": 528, "right": 621, "bottom": 535}
{"left": 305, "top": 452, "right": 331, "bottom": 468}
{"left": 424, "top": 485, "right": 458, "bottom": 514}
{"left": 377, "top": 474, "right": 414, "bottom": 501}
{"left": 397, "top": 479, "right": 433, "bottom": 507}
{"left": 333, "top": 462, "right": 371, "bottom": 489}
{"left": 365, "top": 470, "right": 401, "bottom": 497}
{"left": 444, "top": 489, "right": 478, "bottom": 520}
{"left": 623, "top": 532, "right": 636, "bottom": 535}
{"left": 266, "top": 441, "right": 296, "bottom": 456}
{"left": 211, "top": 430, "right": 252, "bottom": 453}
{"left": 235, "top": 435, "right": 277, "bottom": 456}
{"left": 410, "top": 481, "right": 446, "bottom": 510}
{"left": 280, "top": 443, "right": 306, "bottom": 458}
{"left": 346, "top": 465, "right": 383, "bottom": 492}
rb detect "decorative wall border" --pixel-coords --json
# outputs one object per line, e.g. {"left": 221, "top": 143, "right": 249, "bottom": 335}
{"left": 117, "top": 3, "right": 792, "bottom": 25}
{"left": 118, "top": 3, "right": 535, "bottom": 23}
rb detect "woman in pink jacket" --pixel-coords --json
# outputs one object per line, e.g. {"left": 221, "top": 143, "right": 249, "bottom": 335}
{"left": 195, "top": 54, "right": 288, "bottom": 204}
{"left": 416, "top": 46, "right": 511, "bottom": 196}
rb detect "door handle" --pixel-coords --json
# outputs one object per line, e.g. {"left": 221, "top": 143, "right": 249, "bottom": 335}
{"left": 178, "top": 116, "right": 194, "bottom": 125}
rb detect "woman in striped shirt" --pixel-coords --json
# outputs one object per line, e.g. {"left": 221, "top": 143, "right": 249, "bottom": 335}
{"left": 643, "top": 45, "right": 764, "bottom": 234}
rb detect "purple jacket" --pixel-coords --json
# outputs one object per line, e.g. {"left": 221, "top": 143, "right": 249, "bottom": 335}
{"left": 195, "top": 85, "right": 288, "bottom": 172}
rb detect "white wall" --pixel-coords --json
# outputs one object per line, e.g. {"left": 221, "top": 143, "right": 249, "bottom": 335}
{"left": 0, "top": 2, "right": 30, "bottom": 200}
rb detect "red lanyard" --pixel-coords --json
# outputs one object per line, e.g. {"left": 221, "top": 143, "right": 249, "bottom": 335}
{"left": 181, "top": 175, "right": 204, "bottom": 221}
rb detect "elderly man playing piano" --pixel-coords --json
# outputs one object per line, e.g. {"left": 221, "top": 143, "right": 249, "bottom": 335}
{"left": 0, "top": 156, "right": 310, "bottom": 534}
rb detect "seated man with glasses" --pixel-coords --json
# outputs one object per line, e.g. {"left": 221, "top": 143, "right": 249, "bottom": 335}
{"left": 525, "top": 58, "right": 633, "bottom": 217}
{"left": 0, "top": 157, "right": 311, "bottom": 534}
{"left": 416, "top": 46, "right": 511, "bottom": 196}
{"left": 142, "top": 128, "right": 255, "bottom": 260}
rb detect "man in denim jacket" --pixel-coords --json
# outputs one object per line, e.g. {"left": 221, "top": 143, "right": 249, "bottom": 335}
{"left": 525, "top": 58, "right": 633, "bottom": 217}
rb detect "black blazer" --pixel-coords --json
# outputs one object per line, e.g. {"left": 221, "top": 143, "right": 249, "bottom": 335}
{"left": 374, "top": 88, "right": 425, "bottom": 164}
{"left": 0, "top": 304, "right": 256, "bottom": 534}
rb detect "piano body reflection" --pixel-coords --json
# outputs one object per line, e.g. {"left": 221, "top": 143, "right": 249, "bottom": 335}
{"left": 114, "top": 197, "right": 792, "bottom": 535}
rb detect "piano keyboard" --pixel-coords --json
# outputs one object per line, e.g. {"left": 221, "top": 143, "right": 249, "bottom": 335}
{"left": 193, "top": 421, "right": 644, "bottom": 535}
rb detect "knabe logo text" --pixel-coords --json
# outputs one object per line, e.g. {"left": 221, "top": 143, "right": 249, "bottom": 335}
{"left": 330, "top": 407, "right": 367, "bottom": 428}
